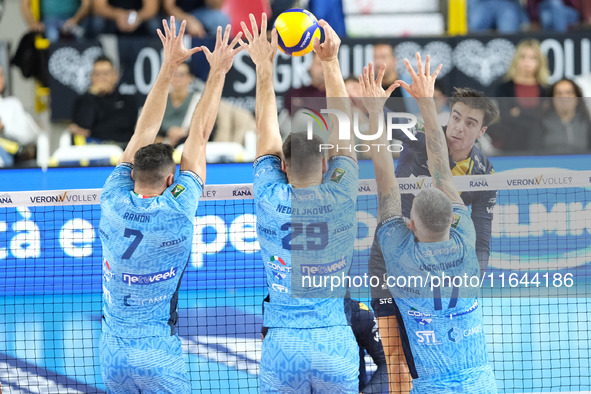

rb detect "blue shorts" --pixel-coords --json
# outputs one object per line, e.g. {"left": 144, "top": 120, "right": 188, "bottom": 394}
{"left": 411, "top": 364, "right": 498, "bottom": 394}
{"left": 100, "top": 333, "right": 189, "bottom": 394}
{"left": 259, "top": 326, "right": 359, "bottom": 393}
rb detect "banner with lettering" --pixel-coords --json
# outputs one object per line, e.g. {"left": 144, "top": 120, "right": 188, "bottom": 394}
{"left": 48, "top": 31, "right": 591, "bottom": 119}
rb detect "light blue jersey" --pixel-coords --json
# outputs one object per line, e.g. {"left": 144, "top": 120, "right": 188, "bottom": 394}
{"left": 254, "top": 155, "right": 359, "bottom": 328}
{"left": 254, "top": 155, "right": 360, "bottom": 393}
{"left": 377, "top": 204, "right": 497, "bottom": 393}
{"left": 99, "top": 163, "right": 202, "bottom": 338}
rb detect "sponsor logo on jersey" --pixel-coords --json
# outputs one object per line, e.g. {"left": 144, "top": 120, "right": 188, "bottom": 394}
{"left": 103, "top": 285, "right": 113, "bottom": 304}
{"left": 448, "top": 324, "right": 482, "bottom": 343}
{"left": 103, "top": 259, "right": 114, "bottom": 282}
{"left": 333, "top": 223, "right": 353, "bottom": 235}
{"left": 416, "top": 330, "right": 441, "bottom": 345}
{"left": 273, "top": 271, "right": 286, "bottom": 281}
{"left": 171, "top": 184, "right": 186, "bottom": 198}
{"left": 451, "top": 213, "right": 461, "bottom": 229}
{"left": 266, "top": 259, "right": 291, "bottom": 273}
{"left": 448, "top": 327, "right": 463, "bottom": 343}
{"left": 257, "top": 225, "right": 277, "bottom": 237}
{"left": 160, "top": 235, "right": 187, "bottom": 247}
{"left": 272, "top": 283, "right": 288, "bottom": 293}
{"left": 122, "top": 267, "right": 177, "bottom": 286}
{"left": 408, "top": 308, "right": 432, "bottom": 325}
{"left": 420, "top": 246, "right": 459, "bottom": 258}
{"left": 330, "top": 168, "right": 346, "bottom": 183}
{"left": 301, "top": 256, "right": 347, "bottom": 276}
{"left": 124, "top": 293, "right": 169, "bottom": 306}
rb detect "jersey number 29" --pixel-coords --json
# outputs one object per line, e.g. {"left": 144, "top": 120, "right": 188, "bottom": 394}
{"left": 281, "top": 222, "right": 328, "bottom": 250}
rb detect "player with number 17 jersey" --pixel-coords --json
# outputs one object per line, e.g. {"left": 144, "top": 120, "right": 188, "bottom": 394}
{"left": 100, "top": 164, "right": 202, "bottom": 339}
{"left": 377, "top": 203, "right": 497, "bottom": 392}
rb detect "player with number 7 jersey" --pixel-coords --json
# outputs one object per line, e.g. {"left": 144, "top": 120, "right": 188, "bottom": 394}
{"left": 98, "top": 17, "right": 243, "bottom": 393}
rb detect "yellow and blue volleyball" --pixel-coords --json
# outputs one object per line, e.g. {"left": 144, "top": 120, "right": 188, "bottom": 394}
{"left": 274, "top": 9, "right": 321, "bottom": 57}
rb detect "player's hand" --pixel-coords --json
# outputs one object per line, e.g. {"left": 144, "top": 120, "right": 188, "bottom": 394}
{"left": 396, "top": 52, "right": 442, "bottom": 99}
{"left": 238, "top": 13, "right": 278, "bottom": 68}
{"left": 359, "top": 62, "right": 399, "bottom": 113}
{"left": 200, "top": 25, "right": 243, "bottom": 75}
{"left": 157, "top": 17, "right": 203, "bottom": 67}
{"left": 312, "top": 19, "right": 340, "bottom": 62}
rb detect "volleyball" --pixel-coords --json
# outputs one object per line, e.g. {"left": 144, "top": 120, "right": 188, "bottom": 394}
{"left": 274, "top": 8, "right": 321, "bottom": 57}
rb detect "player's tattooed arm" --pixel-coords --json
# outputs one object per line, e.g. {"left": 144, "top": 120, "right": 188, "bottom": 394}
{"left": 358, "top": 62, "right": 402, "bottom": 222}
{"left": 396, "top": 52, "right": 462, "bottom": 204}
{"left": 425, "top": 125, "right": 462, "bottom": 203}
{"left": 378, "top": 185, "right": 402, "bottom": 223}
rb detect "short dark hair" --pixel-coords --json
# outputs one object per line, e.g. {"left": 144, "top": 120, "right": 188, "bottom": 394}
{"left": 133, "top": 143, "right": 176, "bottom": 185}
{"left": 449, "top": 87, "right": 499, "bottom": 127}
{"left": 282, "top": 132, "right": 325, "bottom": 175}
{"left": 94, "top": 55, "right": 114, "bottom": 66}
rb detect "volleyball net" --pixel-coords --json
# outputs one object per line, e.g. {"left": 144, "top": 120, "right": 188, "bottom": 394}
{"left": 0, "top": 169, "right": 590, "bottom": 393}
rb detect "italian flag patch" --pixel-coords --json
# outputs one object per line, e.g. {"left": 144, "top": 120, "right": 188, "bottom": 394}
{"left": 270, "top": 256, "right": 286, "bottom": 265}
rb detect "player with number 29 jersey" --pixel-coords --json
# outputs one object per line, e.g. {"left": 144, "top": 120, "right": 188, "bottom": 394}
{"left": 377, "top": 204, "right": 497, "bottom": 392}
{"left": 254, "top": 154, "right": 358, "bottom": 328}
{"left": 100, "top": 164, "right": 202, "bottom": 338}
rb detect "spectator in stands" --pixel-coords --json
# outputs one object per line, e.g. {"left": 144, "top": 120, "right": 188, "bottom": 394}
{"left": 373, "top": 43, "right": 406, "bottom": 113}
{"left": 468, "top": 0, "right": 528, "bottom": 33}
{"left": 0, "top": 65, "right": 40, "bottom": 167}
{"left": 69, "top": 56, "right": 139, "bottom": 147}
{"left": 526, "top": 0, "right": 581, "bottom": 32}
{"left": 536, "top": 78, "right": 591, "bottom": 154}
{"left": 158, "top": 62, "right": 198, "bottom": 147}
{"left": 163, "top": 0, "right": 230, "bottom": 38}
{"left": 158, "top": 62, "right": 255, "bottom": 148}
{"left": 283, "top": 53, "right": 325, "bottom": 116}
{"left": 489, "top": 39, "right": 549, "bottom": 152}
{"left": 90, "top": 0, "right": 160, "bottom": 36}
{"left": 20, "top": 0, "right": 91, "bottom": 42}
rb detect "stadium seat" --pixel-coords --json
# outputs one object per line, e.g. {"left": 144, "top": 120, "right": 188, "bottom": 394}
{"left": 48, "top": 129, "right": 123, "bottom": 166}
{"left": 173, "top": 138, "right": 255, "bottom": 164}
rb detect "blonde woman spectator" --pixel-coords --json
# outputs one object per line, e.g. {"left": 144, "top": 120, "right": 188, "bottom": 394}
{"left": 490, "top": 39, "right": 549, "bottom": 152}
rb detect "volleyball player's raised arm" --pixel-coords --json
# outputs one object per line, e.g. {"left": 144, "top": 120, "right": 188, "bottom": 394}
{"left": 397, "top": 53, "right": 462, "bottom": 205}
{"left": 181, "top": 25, "right": 242, "bottom": 182}
{"left": 239, "top": 13, "right": 283, "bottom": 159}
{"left": 359, "top": 63, "right": 401, "bottom": 222}
{"left": 312, "top": 20, "right": 356, "bottom": 162}
{"left": 119, "top": 17, "right": 201, "bottom": 165}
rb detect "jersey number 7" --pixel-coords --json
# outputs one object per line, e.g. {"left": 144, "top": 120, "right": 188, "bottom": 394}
{"left": 122, "top": 228, "right": 144, "bottom": 259}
